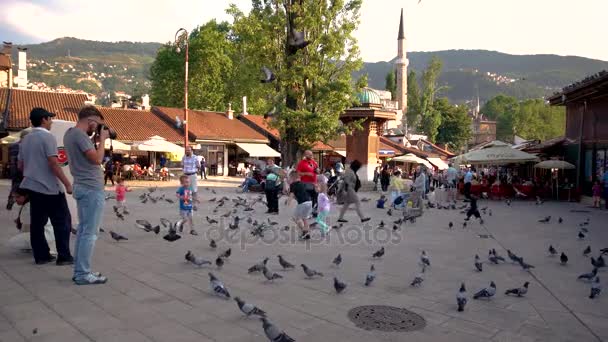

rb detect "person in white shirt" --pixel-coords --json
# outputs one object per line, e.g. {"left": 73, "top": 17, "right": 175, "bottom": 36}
{"left": 7, "top": 188, "right": 55, "bottom": 255}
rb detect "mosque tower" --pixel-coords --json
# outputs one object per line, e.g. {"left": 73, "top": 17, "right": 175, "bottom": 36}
{"left": 395, "top": 8, "right": 408, "bottom": 124}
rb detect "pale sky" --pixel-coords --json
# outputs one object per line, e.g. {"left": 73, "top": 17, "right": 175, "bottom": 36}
{"left": 2, "top": 0, "right": 607, "bottom": 61}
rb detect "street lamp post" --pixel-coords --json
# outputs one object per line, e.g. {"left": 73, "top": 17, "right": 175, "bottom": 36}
{"left": 175, "top": 28, "right": 189, "bottom": 150}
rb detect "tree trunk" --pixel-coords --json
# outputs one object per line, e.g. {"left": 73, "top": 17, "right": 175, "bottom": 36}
{"left": 282, "top": 0, "right": 302, "bottom": 167}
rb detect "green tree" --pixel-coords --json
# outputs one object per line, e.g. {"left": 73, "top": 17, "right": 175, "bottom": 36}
{"left": 435, "top": 98, "right": 471, "bottom": 150}
{"left": 419, "top": 56, "right": 445, "bottom": 142}
{"left": 228, "top": 0, "right": 364, "bottom": 165}
{"left": 513, "top": 99, "right": 565, "bottom": 141}
{"left": 406, "top": 70, "right": 420, "bottom": 131}
{"left": 481, "top": 94, "right": 518, "bottom": 141}
{"left": 385, "top": 70, "right": 396, "bottom": 100}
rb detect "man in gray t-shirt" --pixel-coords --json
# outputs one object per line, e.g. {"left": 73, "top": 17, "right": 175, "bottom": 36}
{"left": 18, "top": 108, "right": 73, "bottom": 265}
{"left": 63, "top": 105, "right": 109, "bottom": 285}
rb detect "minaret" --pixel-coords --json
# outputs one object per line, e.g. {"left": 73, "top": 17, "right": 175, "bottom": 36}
{"left": 395, "top": 8, "right": 408, "bottom": 121}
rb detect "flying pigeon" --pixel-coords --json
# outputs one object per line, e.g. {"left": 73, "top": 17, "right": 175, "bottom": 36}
{"left": 591, "top": 256, "right": 606, "bottom": 269}
{"left": 248, "top": 258, "right": 270, "bottom": 274}
{"left": 301, "top": 264, "right": 323, "bottom": 278}
{"left": 474, "top": 254, "right": 483, "bottom": 272}
{"left": 288, "top": 29, "right": 310, "bottom": 50}
{"left": 136, "top": 219, "right": 160, "bottom": 234}
{"left": 420, "top": 250, "right": 431, "bottom": 267}
{"left": 365, "top": 265, "right": 376, "bottom": 286}
{"left": 235, "top": 297, "right": 266, "bottom": 317}
{"left": 260, "top": 66, "right": 276, "bottom": 83}
{"left": 334, "top": 277, "right": 347, "bottom": 293}
{"left": 278, "top": 255, "right": 295, "bottom": 270}
{"left": 590, "top": 277, "right": 601, "bottom": 299}
{"left": 333, "top": 253, "right": 342, "bottom": 267}
{"left": 372, "top": 247, "right": 385, "bottom": 259}
{"left": 210, "top": 239, "right": 217, "bottom": 249}
{"left": 505, "top": 282, "right": 529, "bottom": 297}
{"left": 538, "top": 216, "right": 551, "bottom": 223}
{"left": 162, "top": 218, "right": 183, "bottom": 242}
{"left": 578, "top": 268, "right": 598, "bottom": 281}
{"left": 601, "top": 248, "right": 608, "bottom": 256}
{"left": 110, "top": 231, "right": 127, "bottom": 242}
{"left": 548, "top": 245, "right": 557, "bottom": 256}
{"left": 260, "top": 317, "right": 295, "bottom": 342}
{"left": 410, "top": 273, "right": 424, "bottom": 287}
{"left": 473, "top": 281, "right": 496, "bottom": 299}
{"left": 219, "top": 248, "right": 231, "bottom": 259}
{"left": 457, "top": 283, "right": 467, "bottom": 312}
{"left": 185, "top": 251, "right": 211, "bottom": 267}
{"left": 208, "top": 272, "right": 230, "bottom": 299}
{"left": 560, "top": 252, "right": 568, "bottom": 265}
{"left": 262, "top": 267, "right": 283, "bottom": 282}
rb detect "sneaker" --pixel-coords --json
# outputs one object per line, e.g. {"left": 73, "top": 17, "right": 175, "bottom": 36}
{"left": 361, "top": 217, "right": 371, "bottom": 223}
{"left": 36, "top": 255, "right": 57, "bottom": 265}
{"left": 337, "top": 219, "right": 348, "bottom": 223}
{"left": 72, "top": 272, "right": 102, "bottom": 282}
{"left": 56, "top": 256, "right": 74, "bottom": 266}
{"left": 74, "top": 273, "right": 108, "bottom": 285}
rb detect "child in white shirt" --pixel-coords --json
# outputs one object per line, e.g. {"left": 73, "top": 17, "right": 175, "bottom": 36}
{"left": 7, "top": 189, "right": 55, "bottom": 255}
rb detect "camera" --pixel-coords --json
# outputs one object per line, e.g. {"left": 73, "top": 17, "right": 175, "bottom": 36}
{"left": 96, "top": 124, "right": 118, "bottom": 140}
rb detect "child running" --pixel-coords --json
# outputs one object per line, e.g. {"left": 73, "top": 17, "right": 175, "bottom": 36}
{"left": 592, "top": 180, "right": 601, "bottom": 208}
{"left": 287, "top": 171, "right": 312, "bottom": 240}
{"left": 176, "top": 175, "right": 198, "bottom": 235}
{"left": 464, "top": 195, "right": 484, "bottom": 225}
{"left": 315, "top": 181, "right": 331, "bottom": 235}
{"left": 114, "top": 177, "right": 131, "bottom": 215}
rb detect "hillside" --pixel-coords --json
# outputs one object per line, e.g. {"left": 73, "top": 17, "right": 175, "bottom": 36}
{"left": 356, "top": 50, "right": 608, "bottom": 104}
{"left": 7, "top": 38, "right": 608, "bottom": 105}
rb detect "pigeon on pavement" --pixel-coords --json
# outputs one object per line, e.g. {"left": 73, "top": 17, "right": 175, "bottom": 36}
{"left": 558, "top": 217, "right": 563, "bottom": 224}
{"left": 473, "top": 281, "right": 496, "bottom": 299}
{"left": 249, "top": 258, "right": 270, "bottom": 274}
{"left": 334, "top": 277, "right": 347, "bottom": 293}
{"left": 420, "top": 250, "right": 431, "bottom": 267}
{"left": 209, "top": 272, "right": 230, "bottom": 299}
{"left": 365, "top": 265, "right": 376, "bottom": 286}
{"left": 235, "top": 297, "right": 266, "bottom": 317}
{"left": 474, "top": 254, "right": 483, "bottom": 272}
{"left": 578, "top": 268, "right": 598, "bottom": 281}
{"left": 260, "top": 317, "right": 295, "bottom": 342}
{"left": 560, "top": 252, "right": 568, "bottom": 265}
{"left": 548, "top": 245, "right": 557, "bottom": 256}
{"left": 583, "top": 246, "right": 591, "bottom": 257}
{"left": 457, "top": 283, "right": 467, "bottom": 312}
{"left": 505, "top": 282, "right": 529, "bottom": 297}
{"left": 591, "top": 256, "right": 606, "bottom": 268}
{"left": 507, "top": 250, "right": 522, "bottom": 264}
{"left": 538, "top": 216, "right": 551, "bottom": 223}
{"left": 410, "top": 273, "right": 424, "bottom": 287}
{"left": 578, "top": 231, "right": 586, "bottom": 240}
{"left": 209, "top": 239, "right": 217, "bottom": 249}
{"left": 215, "top": 256, "right": 224, "bottom": 269}
{"left": 110, "top": 231, "right": 127, "bottom": 242}
{"left": 185, "top": 251, "right": 211, "bottom": 267}
{"left": 278, "top": 255, "right": 295, "bottom": 270}
{"left": 262, "top": 267, "right": 283, "bottom": 282}
{"left": 135, "top": 219, "right": 160, "bottom": 234}
{"left": 333, "top": 253, "right": 342, "bottom": 267}
{"left": 518, "top": 257, "right": 535, "bottom": 271}
{"left": 372, "top": 247, "right": 385, "bottom": 259}
{"left": 219, "top": 248, "right": 231, "bottom": 259}
{"left": 590, "top": 277, "right": 601, "bottom": 299}
{"left": 301, "top": 264, "right": 324, "bottom": 278}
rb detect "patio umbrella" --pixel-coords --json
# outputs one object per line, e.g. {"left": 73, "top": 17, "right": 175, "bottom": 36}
{"left": 455, "top": 140, "right": 539, "bottom": 165}
{"left": 104, "top": 139, "right": 131, "bottom": 151}
{"left": 393, "top": 153, "right": 433, "bottom": 169}
{"left": 133, "top": 135, "right": 183, "bottom": 154}
{"left": 534, "top": 160, "right": 575, "bottom": 170}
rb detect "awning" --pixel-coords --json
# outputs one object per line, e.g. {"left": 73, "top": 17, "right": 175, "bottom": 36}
{"left": 236, "top": 143, "right": 281, "bottom": 157}
{"left": 393, "top": 153, "right": 433, "bottom": 169}
{"left": 105, "top": 139, "right": 131, "bottom": 151}
{"left": 133, "top": 135, "right": 183, "bottom": 153}
{"left": 427, "top": 157, "right": 449, "bottom": 170}
{"left": 335, "top": 150, "right": 346, "bottom": 157}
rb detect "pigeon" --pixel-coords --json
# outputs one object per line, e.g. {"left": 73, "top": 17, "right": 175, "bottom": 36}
{"left": 538, "top": 216, "right": 551, "bottom": 223}
{"left": 219, "top": 248, "right": 231, "bottom": 259}
{"left": 365, "top": 265, "right": 376, "bottom": 286}
{"left": 185, "top": 251, "right": 211, "bottom": 267}
{"left": 590, "top": 277, "right": 601, "bottom": 299}
{"left": 578, "top": 231, "right": 586, "bottom": 239}
{"left": 507, "top": 250, "right": 522, "bottom": 264}
{"left": 462, "top": 221, "right": 467, "bottom": 229}
{"left": 135, "top": 219, "right": 160, "bottom": 234}
{"left": 210, "top": 239, "right": 217, "bottom": 249}
{"left": 457, "top": 283, "right": 467, "bottom": 312}
{"left": 473, "top": 281, "right": 496, "bottom": 299}
{"left": 420, "top": 250, "right": 431, "bottom": 267}
{"left": 601, "top": 248, "right": 608, "bottom": 255}
{"left": 372, "top": 247, "right": 385, "bottom": 258}
{"left": 410, "top": 273, "right": 424, "bottom": 287}
{"left": 518, "top": 258, "right": 535, "bottom": 270}
{"left": 334, "top": 277, "right": 347, "bottom": 293}
{"left": 301, "top": 264, "right": 324, "bottom": 278}
{"left": 492, "top": 249, "right": 506, "bottom": 262}
{"left": 558, "top": 217, "right": 563, "bottom": 224}
{"left": 212, "top": 189, "right": 217, "bottom": 194}
{"left": 474, "top": 254, "right": 483, "bottom": 272}
{"left": 208, "top": 272, "right": 230, "bottom": 298}
{"left": 267, "top": 218, "right": 278, "bottom": 226}
{"left": 505, "top": 282, "right": 529, "bottom": 297}
{"left": 591, "top": 256, "right": 606, "bottom": 269}
{"left": 260, "top": 66, "right": 276, "bottom": 83}
{"left": 377, "top": 220, "right": 385, "bottom": 229}
{"left": 249, "top": 258, "right": 270, "bottom": 274}
{"left": 206, "top": 216, "right": 218, "bottom": 225}
{"left": 110, "top": 231, "right": 127, "bottom": 242}
{"left": 115, "top": 211, "right": 125, "bottom": 221}
{"left": 489, "top": 209, "right": 493, "bottom": 216}
{"left": 332, "top": 253, "right": 342, "bottom": 267}
{"left": 215, "top": 256, "right": 224, "bottom": 269}
{"left": 506, "top": 199, "right": 511, "bottom": 206}
{"left": 387, "top": 209, "right": 392, "bottom": 216}
{"left": 209, "top": 197, "right": 216, "bottom": 202}
{"left": 448, "top": 221, "right": 453, "bottom": 229}
{"left": 260, "top": 317, "right": 295, "bottom": 342}
{"left": 560, "top": 252, "right": 568, "bottom": 265}
{"left": 548, "top": 245, "right": 557, "bottom": 256}
{"left": 578, "top": 268, "right": 598, "bottom": 281}
{"left": 535, "top": 196, "right": 543, "bottom": 205}
{"left": 581, "top": 227, "right": 589, "bottom": 233}
{"left": 162, "top": 219, "right": 183, "bottom": 242}
{"left": 277, "top": 255, "right": 295, "bottom": 270}
{"left": 235, "top": 297, "right": 266, "bottom": 317}
{"left": 262, "top": 267, "right": 283, "bottom": 282}
{"left": 488, "top": 250, "right": 501, "bottom": 264}
{"left": 288, "top": 29, "right": 310, "bottom": 50}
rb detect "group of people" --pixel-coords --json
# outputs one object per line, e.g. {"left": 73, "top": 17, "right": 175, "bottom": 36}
{"left": 10, "top": 106, "right": 111, "bottom": 285}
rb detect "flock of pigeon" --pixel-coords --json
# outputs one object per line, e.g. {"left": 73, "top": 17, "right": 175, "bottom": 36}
{"left": 98, "top": 183, "right": 606, "bottom": 340}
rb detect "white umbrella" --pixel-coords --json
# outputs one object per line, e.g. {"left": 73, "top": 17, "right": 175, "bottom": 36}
{"left": 104, "top": 139, "right": 131, "bottom": 151}
{"left": 133, "top": 135, "right": 183, "bottom": 153}
{"left": 534, "top": 160, "right": 575, "bottom": 170}
{"left": 455, "top": 140, "right": 539, "bottom": 165}
{"left": 393, "top": 153, "right": 433, "bottom": 169}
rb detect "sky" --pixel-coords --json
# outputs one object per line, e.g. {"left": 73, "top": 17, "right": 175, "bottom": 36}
{"left": 2, "top": 0, "right": 607, "bottom": 62}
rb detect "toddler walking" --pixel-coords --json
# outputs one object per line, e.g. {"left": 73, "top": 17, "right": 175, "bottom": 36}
{"left": 315, "top": 181, "right": 331, "bottom": 235}
{"left": 176, "top": 175, "right": 197, "bottom": 235}
{"left": 287, "top": 171, "right": 312, "bottom": 240}
{"left": 114, "top": 178, "right": 131, "bottom": 214}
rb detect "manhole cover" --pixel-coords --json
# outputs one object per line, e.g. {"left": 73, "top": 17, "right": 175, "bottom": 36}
{"left": 347, "top": 305, "right": 426, "bottom": 332}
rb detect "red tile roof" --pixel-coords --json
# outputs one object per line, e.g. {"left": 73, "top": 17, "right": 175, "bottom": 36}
{"left": 153, "top": 107, "right": 268, "bottom": 143}
{"left": 239, "top": 115, "right": 279, "bottom": 140}
{"left": 311, "top": 141, "right": 334, "bottom": 151}
{"left": 97, "top": 107, "right": 184, "bottom": 143}
{"left": 1, "top": 88, "right": 88, "bottom": 129}
{"left": 379, "top": 136, "right": 429, "bottom": 157}
{"left": 420, "top": 138, "right": 455, "bottom": 157}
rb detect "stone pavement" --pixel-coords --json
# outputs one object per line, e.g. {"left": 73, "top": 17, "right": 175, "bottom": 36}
{"left": 1, "top": 181, "right": 607, "bottom": 342}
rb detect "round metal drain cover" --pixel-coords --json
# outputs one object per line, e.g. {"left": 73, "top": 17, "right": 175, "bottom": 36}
{"left": 347, "top": 305, "right": 426, "bottom": 332}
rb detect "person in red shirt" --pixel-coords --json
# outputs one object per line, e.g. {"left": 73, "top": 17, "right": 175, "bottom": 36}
{"left": 296, "top": 150, "right": 319, "bottom": 214}
{"left": 114, "top": 177, "right": 131, "bottom": 214}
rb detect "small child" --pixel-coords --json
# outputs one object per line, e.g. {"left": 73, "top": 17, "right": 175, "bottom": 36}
{"left": 7, "top": 188, "right": 56, "bottom": 254}
{"left": 376, "top": 194, "right": 387, "bottom": 209}
{"left": 176, "top": 175, "right": 197, "bottom": 235}
{"left": 592, "top": 180, "right": 602, "bottom": 208}
{"left": 315, "top": 181, "right": 331, "bottom": 235}
{"left": 287, "top": 171, "right": 312, "bottom": 240}
{"left": 464, "top": 195, "right": 484, "bottom": 224}
{"left": 114, "top": 178, "right": 131, "bottom": 214}
{"left": 389, "top": 171, "right": 405, "bottom": 208}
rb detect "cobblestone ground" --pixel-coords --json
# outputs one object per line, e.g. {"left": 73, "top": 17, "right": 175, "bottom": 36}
{"left": 1, "top": 177, "right": 607, "bottom": 341}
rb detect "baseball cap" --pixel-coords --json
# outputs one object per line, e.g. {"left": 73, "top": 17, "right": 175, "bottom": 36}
{"left": 29, "top": 107, "right": 56, "bottom": 121}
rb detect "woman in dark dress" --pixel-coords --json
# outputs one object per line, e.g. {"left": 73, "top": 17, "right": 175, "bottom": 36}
{"left": 380, "top": 165, "right": 391, "bottom": 192}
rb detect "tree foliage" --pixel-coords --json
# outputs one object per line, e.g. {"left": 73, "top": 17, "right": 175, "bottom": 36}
{"left": 434, "top": 98, "right": 471, "bottom": 150}
{"left": 385, "top": 71, "right": 396, "bottom": 100}
{"left": 406, "top": 70, "right": 421, "bottom": 131}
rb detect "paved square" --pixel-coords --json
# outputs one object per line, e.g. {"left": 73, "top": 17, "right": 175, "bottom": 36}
{"left": 1, "top": 178, "right": 607, "bottom": 341}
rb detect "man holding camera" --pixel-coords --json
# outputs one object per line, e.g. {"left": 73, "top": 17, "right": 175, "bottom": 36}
{"left": 64, "top": 106, "right": 109, "bottom": 285}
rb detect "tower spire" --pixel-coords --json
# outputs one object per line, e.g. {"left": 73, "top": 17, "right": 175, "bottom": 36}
{"left": 398, "top": 8, "right": 405, "bottom": 40}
